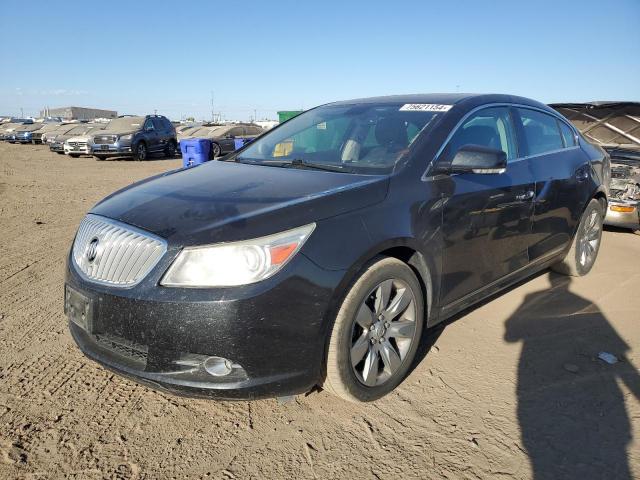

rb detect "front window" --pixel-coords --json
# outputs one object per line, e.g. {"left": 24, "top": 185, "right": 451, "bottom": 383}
{"left": 235, "top": 103, "right": 441, "bottom": 174}
{"left": 445, "top": 106, "right": 518, "bottom": 161}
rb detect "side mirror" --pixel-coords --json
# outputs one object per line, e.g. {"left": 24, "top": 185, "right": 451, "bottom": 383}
{"left": 451, "top": 144, "right": 507, "bottom": 174}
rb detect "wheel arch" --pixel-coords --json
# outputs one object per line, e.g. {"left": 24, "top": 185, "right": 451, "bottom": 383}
{"left": 318, "top": 238, "right": 437, "bottom": 382}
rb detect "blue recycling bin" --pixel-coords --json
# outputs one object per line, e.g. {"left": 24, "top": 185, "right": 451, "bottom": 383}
{"left": 232, "top": 137, "right": 257, "bottom": 151}
{"left": 181, "top": 138, "right": 211, "bottom": 168}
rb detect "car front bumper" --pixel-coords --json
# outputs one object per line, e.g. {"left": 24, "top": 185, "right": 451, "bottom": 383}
{"left": 65, "top": 250, "right": 343, "bottom": 399}
{"left": 604, "top": 201, "right": 640, "bottom": 230}
{"left": 50, "top": 142, "right": 65, "bottom": 152}
{"left": 64, "top": 145, "right": 91, "bottom": 155}
{"left": 91, "top": 143, "right": 133, "bottom": 156}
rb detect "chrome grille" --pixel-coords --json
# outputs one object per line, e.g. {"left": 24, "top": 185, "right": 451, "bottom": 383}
{"left": 72, "top": 214, "right": 167, "bottom": 287}
{"left": 93, "top": 134, "right": 116, "bottom": 144}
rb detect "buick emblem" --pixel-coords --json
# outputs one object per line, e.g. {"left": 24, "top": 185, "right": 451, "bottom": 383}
{"left": 86, "top": 237, "right": 100, "bottom": 263}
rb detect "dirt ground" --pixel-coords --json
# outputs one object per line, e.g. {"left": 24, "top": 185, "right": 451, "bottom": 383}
{"left": 0, "top": 142, "right": 639, "bottom": 480}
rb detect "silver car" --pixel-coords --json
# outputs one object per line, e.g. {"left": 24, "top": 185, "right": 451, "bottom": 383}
{"left": 551, "top": 102, "right": 640, "bottom": 232}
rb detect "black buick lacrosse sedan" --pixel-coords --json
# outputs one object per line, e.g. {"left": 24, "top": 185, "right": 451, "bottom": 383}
{"left": 65, "top": 94, "right": 609, "bottom": 402}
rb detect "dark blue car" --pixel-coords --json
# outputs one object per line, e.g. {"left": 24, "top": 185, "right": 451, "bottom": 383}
{"left": 65, "top": 94, "right": 609, "bottom": 402}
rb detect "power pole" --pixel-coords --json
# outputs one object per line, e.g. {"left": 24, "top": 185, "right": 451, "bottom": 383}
{"left": 211, "top": 90, "right": 216, "bottom": 123}
{"left": 20, "top": 107, "right": 24, "bottom": 118}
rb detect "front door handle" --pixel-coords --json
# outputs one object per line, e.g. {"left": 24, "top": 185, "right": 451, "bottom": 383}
{"left": 515, "top": 190, "right": 534, "bottom": 201}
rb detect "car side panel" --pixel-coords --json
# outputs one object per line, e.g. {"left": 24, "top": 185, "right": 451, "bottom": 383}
{"left": 526, "top": 147, "right": 592, "bottom": 260}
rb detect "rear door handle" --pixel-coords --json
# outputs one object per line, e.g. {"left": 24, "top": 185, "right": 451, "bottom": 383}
{"left": 516, "top": 191, "right": 535, "bottom": 201}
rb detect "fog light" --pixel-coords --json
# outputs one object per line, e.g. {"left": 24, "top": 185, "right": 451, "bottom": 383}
{"left": 203, "top": 356, "right": 233, "bottom": 377}
{"left": 610, "top": 205, "right": 636, "bottom": 213}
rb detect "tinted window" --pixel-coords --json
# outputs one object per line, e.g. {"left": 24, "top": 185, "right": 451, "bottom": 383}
{"left": 447, "top": 106, "right": 517, "bottom": 161}
{"left": 143, "top": 119, "right": 154, "bottom": 131}
{"left": 152, "top": 118, "right": 164, "bottom": 130}
{"left": 518, "top": 108, "right": 563, "bottom": 156}
{"left": 230, "top": 127, "right": 245, "bottom": 136}
{"left": 558, "top": 120, "right": 576, "bottom": 147}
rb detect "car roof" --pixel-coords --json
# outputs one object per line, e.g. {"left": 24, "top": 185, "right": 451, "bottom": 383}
{"left": 327, "top": 93, "right": 552, "bottom": 111}
{"left": 549, "top": 101, "right": 640, "bottom": 108}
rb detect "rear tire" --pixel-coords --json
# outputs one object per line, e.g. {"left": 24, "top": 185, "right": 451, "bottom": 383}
{"left": 324, "top": 257, "right": 424, "bottom": 402}
{"left": 551, "top": 198, "right": 604, "bottom": 276}
{"left": 164, "top": 141, "right": 177, "bottom": 158}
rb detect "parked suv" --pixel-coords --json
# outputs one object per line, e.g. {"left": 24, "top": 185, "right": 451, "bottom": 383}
{"left": 91, "top": 115, "right": 177, "bottom": 161}
{"left": 65, "top": 94, "right": 608, "bottom": 402}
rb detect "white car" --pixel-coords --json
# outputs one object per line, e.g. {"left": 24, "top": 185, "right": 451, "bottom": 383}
{"left": 64, "top": 135, "right": 93, "bottom": 157}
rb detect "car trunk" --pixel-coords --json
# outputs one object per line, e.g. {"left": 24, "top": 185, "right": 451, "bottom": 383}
{"left": 550, "top": 102, "right": 640, "bottom": 203}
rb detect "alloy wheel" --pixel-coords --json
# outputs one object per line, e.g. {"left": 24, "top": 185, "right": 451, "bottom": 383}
{"left": 350, "top": 279, "right": 417, "bottom": 387}
{"left": 578, "top": 208, "right": 601, "bottom": 268}
{"left": 137, "top": 144, "right": 147, "bottom": 160}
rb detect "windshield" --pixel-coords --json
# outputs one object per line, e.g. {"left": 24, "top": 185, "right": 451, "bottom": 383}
{"left": 105, "top": 116, "right": 145, "bottom": 131}
{"left": 190, "top": 127, "right": 215, "bottom": 137}
{"left": 58, "top": 125, "right": 79, "bottom": 134}
{"left": 236, "top": 103, "right": 440, "bottom": 174}
{"left": 67, "top": 126, "right": 88, "bottom": 135}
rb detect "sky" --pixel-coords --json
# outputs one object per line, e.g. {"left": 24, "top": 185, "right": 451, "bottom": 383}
{"left": 1, "top": 0, "right": 639, "bottom": 121}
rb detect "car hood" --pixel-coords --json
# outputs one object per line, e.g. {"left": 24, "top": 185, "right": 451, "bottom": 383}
{"left": 66, "top": 135, "right": 91, "bottom": 142}
{"left": 91, "top": 161, "right": 389, "bottom": 247}
{"left": 96, "top": 129, "right": 135, "bottom": 136}
{"left": 550, "top": 102, "right": 640, "bottom": 152}
{"left": 54, "top": 134, "right": 76, "bottom": 142}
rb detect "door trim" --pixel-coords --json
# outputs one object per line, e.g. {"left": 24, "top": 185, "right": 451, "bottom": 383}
{"left": 440, "top": 245, "right": 565, "bottom": 315}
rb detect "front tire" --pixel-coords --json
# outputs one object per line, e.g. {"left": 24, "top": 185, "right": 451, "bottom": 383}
{"left": 94, "top": 155, "right": 107, "bottom": 161}
{"left": 551, "top": 198, "right": 604, "bottom": 276}
{"left": 133, "top": 142, "right": 147, "bottom": 161}
{"left": 324, "top": 257, "right": 424, "bottom": 402}
{"left": 69, "top": 154, "right": 80, "bottom": 158}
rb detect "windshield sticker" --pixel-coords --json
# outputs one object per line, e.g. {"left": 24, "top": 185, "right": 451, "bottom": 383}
{"left": 399, "top": 104, "right": 452, "bottom": 112}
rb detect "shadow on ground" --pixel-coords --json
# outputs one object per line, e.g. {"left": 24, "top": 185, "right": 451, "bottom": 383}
{"left": 504, "top": 273, "right": 640, "bottom": 479}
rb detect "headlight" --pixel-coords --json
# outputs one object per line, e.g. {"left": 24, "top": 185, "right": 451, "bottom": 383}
{"left": 161, "top": 223, "right": 316, "bottom": 287}
{"left": 119, "top": 134, "right": 132, "bottom": 141}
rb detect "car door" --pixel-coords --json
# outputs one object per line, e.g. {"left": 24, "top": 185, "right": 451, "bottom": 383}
{"left": 152, "top": 118, "right": 167, "bottom": 152}
{"left": 143, "top": 118, "right": 159, "bottom": 152}
{"left": 439, "top": 106, "right": 535, "bottom": 307}
{"left": 514, "top": 107, "right": 591, "bottom": 260}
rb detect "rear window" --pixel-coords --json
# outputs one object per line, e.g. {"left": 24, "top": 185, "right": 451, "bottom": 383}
{"left": 558, "top": 121, "right": 576, "bottom": 147}
{"left": 517, "top": 108, "right": 563, "bottom": 156}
